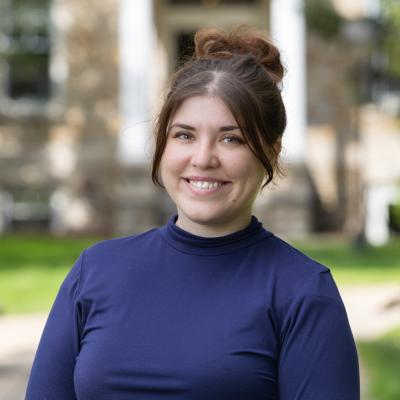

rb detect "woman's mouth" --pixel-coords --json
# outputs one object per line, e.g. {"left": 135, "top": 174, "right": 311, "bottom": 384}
{"left": 183, "top": 178, "right": 230, "bottom": 194}
{"left": 188, "top": 180, "right": 223, "bottom": 189}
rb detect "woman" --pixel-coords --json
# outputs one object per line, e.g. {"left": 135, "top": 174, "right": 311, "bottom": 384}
{"left": 26, "top": 27, "right": 360, "bottom": 399}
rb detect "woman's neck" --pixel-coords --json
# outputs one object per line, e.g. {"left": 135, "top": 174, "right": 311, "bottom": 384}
{"left": 175, "top": 213, "right": 252, "bottom": 237}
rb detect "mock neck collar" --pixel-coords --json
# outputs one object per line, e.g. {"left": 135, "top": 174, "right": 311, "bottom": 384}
{"left": 159, "top": 214, "right": 272, "bottom": 256}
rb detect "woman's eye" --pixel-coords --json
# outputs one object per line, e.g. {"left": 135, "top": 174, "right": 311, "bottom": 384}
{"left": 222, "top": 136, "right": 244, "bottom": 144}
{"left": 174, "top": 132, "right": 193, "bottom": 141}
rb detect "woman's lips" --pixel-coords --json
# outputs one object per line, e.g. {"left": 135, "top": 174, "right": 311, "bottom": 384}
{"left": 182, "top": 178, "right": 230, "bottom": 195}
{"left": 184, "top": 176, "right": 229, "bottom": 184}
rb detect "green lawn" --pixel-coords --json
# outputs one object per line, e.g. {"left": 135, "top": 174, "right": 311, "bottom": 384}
{"left": 0, "top": 235, "right": 100, "bottom": 314}
{"left": 358, "top": 326, "right": 400, "bottom": 400}
{"left": 294, "top": 237, "right": 400, "bottom": 284}
{"left": 0, "top": 234, "right": 399, "bottom": 314}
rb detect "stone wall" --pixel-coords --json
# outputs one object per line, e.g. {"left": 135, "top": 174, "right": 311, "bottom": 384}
{"left": 0, "top": 0, "right": 120, "bottom": 234}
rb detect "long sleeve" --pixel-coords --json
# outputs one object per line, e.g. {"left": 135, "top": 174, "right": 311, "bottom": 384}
{"left": 278, "top": 270, "right": 360, "bottom": 399}
{"left": 25, "top": 252, "right": 85, "bottom": 400}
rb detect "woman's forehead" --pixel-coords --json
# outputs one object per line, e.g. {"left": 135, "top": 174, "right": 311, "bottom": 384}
{"left": 169, "top": 95, "right": 239, "bottom": 127}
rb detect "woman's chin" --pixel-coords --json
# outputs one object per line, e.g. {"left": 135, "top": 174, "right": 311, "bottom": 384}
{"left": 178, "top": 208, "right": 226, "bottom": 226}
{"left": 176, "top": 208, "right": 243, "bottom": 235}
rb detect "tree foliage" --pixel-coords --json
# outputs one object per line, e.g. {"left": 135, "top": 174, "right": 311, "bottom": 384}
{"left": 381, "top": 0, "right": 400, "bottom": 78}
{"left": 304, "top": 0, "right": 344, "bottom": 39}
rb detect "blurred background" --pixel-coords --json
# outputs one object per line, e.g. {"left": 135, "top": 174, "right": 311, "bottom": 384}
{"left": 0, "top": 0, "right": 399, "bottom": 399}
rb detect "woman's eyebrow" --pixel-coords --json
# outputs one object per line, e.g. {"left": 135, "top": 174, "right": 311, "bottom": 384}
{"left": 169, "top": 123, "right": 195, "bottom": 131}
{"left": 169, "top": 123, "right": 240, "bottom": 132}
{"left": 219, "top": 125, "right": 240, "bottom": 132}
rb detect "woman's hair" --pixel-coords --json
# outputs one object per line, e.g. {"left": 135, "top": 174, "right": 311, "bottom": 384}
{"left": 152, "top": 26, "right": 286, "bottom": 188}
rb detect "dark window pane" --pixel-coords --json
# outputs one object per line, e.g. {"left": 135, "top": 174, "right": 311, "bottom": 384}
{"left": 8, "top": 53, "right": 50, "bottom": 98}
{"left": 176, "top": 31, "right": 195, "bottom": 69}
{"left": 1, "top": 0, "right": 51, "bottom": 100}
{"left": 10, "top": 188, "right": 51, "bottom": 232}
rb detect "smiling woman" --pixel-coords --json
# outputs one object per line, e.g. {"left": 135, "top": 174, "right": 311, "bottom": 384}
{"left": 26, "top": 27, "right": 360, "bottom": 400}
{"left": 161, "top": 95, "right": 266, "bottom": 236}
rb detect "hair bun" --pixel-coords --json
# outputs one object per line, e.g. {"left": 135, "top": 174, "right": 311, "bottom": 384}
{"left": 194, "top": 26, "right": 284, "bottom": 83}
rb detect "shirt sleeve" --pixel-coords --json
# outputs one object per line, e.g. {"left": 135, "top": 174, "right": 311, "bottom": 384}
{"left": 278, "top": 270, "right": 360, "bottom": 400}
{"left": 25, "top": 251, "right": 85, "bottom": 400}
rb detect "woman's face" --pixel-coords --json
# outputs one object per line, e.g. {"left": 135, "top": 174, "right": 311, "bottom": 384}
{"left": 160, "top": 95, "right": 265, "bottom": 236}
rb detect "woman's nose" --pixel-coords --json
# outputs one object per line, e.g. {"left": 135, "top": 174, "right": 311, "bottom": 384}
{"left": 190, "top": 141, "right": 220, "bottom": 169}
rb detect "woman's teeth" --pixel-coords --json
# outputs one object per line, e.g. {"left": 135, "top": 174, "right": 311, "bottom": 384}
{"left": 189, "top": 180, "right": 223, "bottom": 190}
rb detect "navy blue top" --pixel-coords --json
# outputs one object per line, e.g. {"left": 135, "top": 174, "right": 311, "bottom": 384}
{"left": 26, "top": 215, "right": 360, "bottom": 399}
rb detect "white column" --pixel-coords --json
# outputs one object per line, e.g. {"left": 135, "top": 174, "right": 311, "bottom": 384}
{"left": 270, "top": 0, "right": 306, "bottom": 163}
{"left": 118, "top": 0, "right": 154, "bottom": 164}
{"left": 365, "top": 185, "right": 395, "bottom": 246}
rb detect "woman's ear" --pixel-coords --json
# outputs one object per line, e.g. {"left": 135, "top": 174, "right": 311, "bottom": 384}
{"left": 267, "top": 137, "right": 282, "bottom": 167}
{"left": 273, "top": 137, "right": 282, "bottom": 157}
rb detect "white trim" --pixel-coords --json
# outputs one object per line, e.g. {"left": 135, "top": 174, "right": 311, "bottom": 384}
{"left": 270, "top": 0, "right": 306, "bottom": 164}
{"left": 365, "top": 185, "right": 397, "bottom": 246}
{"left": 118, "top": 0, "right": 154, "bottom": 164}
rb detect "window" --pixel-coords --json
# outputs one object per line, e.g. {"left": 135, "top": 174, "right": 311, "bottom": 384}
{"left": 176, "top": 31, "right": 195, "bottom": 69}
{"left": 0, "top": 0, "right": 51, "bottom": 100}
{"left": 8, "top": 187, "right": 51, "bottom": 232}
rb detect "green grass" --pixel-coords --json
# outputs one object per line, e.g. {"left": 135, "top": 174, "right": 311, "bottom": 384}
{"left": 0, "top": 266, "right": 69, "bottom": 313}
{"left": 294, "top": 237, "right": 400, "bottom": 285}
{"left": 0, "top": 234, "right": 101, "bottom": 314}
{"left": 0, "top": 234, "right": 399, "bottom": 314}
{"left": 358, "top": 326, "right": 400, "bottom": 400}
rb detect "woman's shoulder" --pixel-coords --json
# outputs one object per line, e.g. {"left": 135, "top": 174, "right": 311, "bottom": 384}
{"left": 77, "top": 226, "right": 162, "bottom": 270}
{"left": 65, "top": 227, "right": 163, "bottom": 292}
{"left": 258, "top": 233, "right": 342, "bottom": 304}
{"left": 86, "top": 226, "right": 159, "bottom": 254}
{"left": 260, "top": 232, "right": 329, "bottom": 275}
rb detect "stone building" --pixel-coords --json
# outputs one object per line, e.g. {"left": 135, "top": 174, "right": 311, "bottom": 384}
{"left": 0, "top": 0, "right": 398, "bottom": 241}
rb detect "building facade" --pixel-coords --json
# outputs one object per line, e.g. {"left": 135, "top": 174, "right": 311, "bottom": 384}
{"left": 0, "top": 0, "right": 398, "bottom": 241}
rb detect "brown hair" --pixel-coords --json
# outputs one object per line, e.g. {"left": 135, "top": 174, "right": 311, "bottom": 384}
{"left": 152, "top": 26, "right": 286, "bottom": 188}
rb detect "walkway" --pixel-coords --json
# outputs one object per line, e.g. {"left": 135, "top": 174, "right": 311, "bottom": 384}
{"left": 1, "top": 283, "right": 399, "bottom": 399}
{"left": 340, "top": 283, "right": 400, "bottom": 340}
{"left": 0, "top": 313, "right": 47, "bottom": 400}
